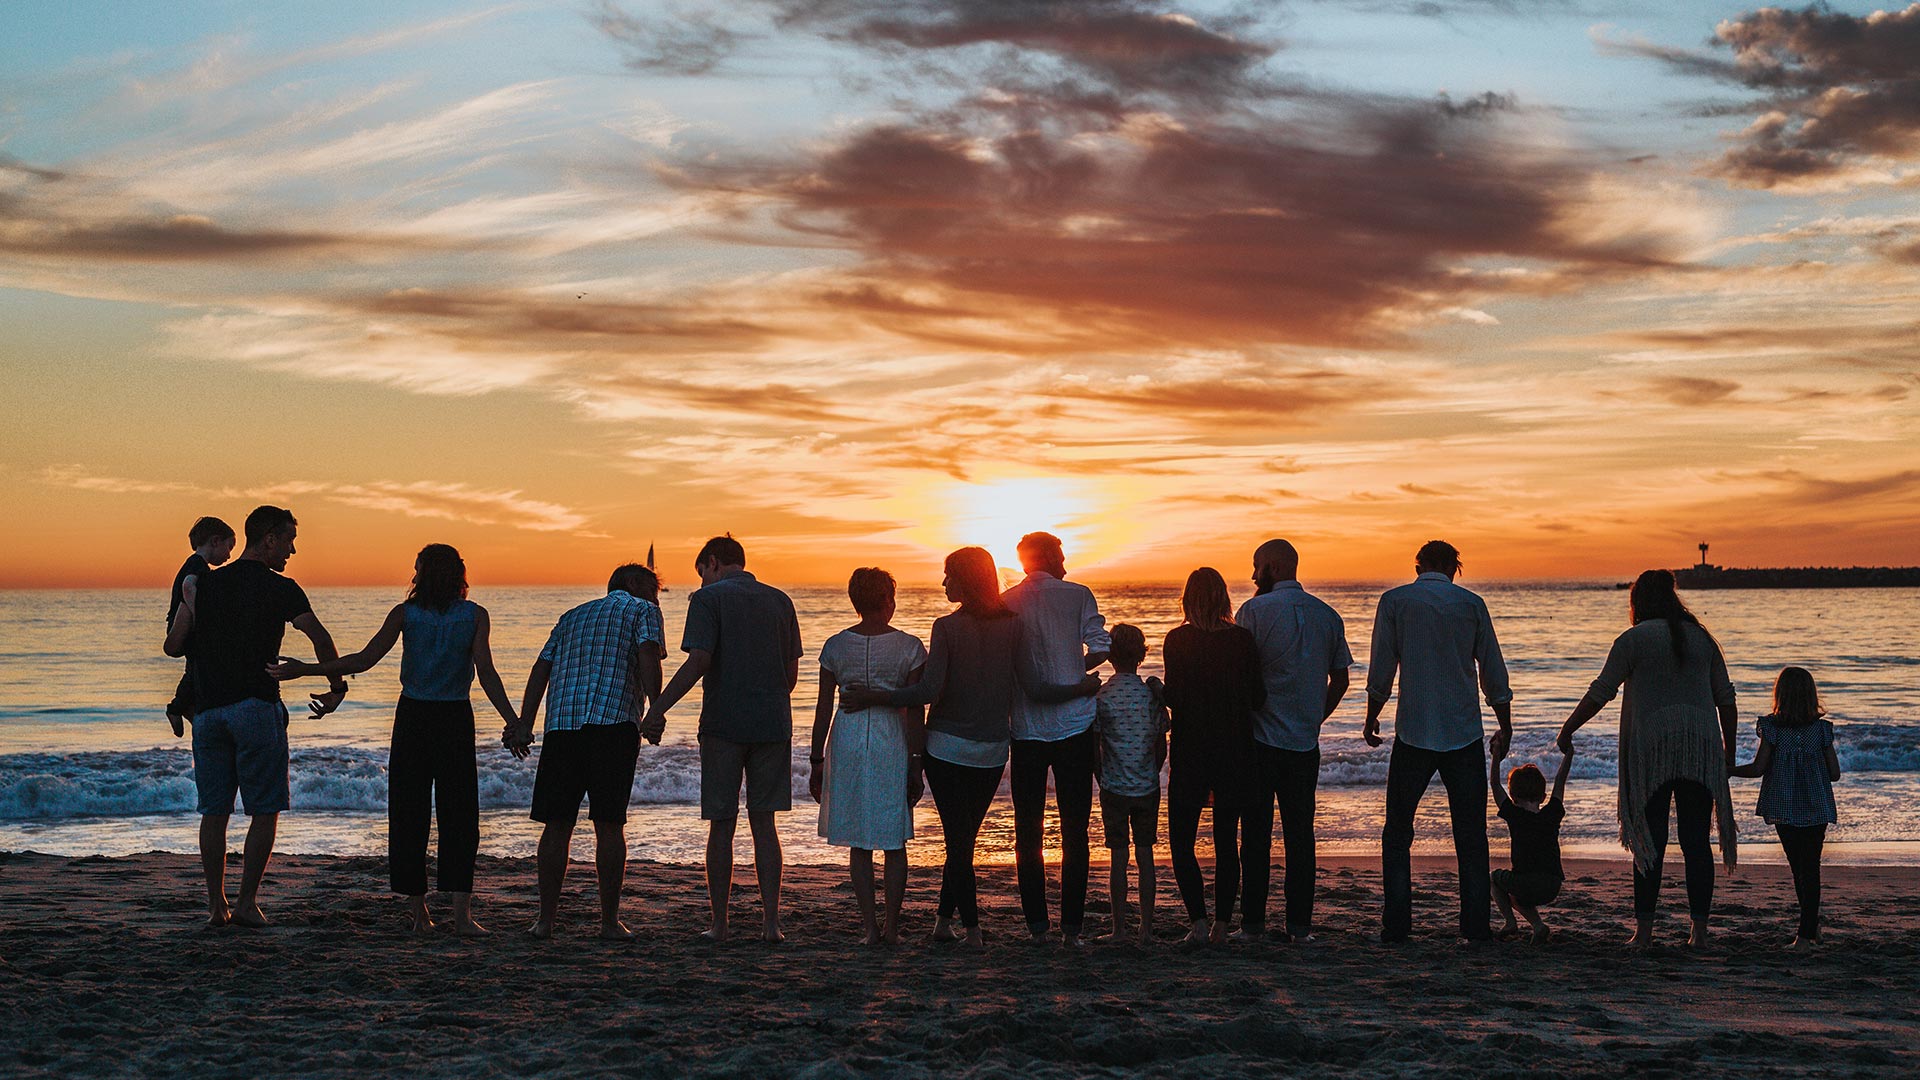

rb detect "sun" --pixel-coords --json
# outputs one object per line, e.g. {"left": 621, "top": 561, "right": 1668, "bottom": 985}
{"left": 884, "top": 472, "right": 1146, "bottom": 579}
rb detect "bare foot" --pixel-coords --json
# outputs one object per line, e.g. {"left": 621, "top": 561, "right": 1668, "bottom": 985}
{"left": 1686, "top": 920, "right": 1710, "bottom": 950}
{"left": 1229, "top": 926, "right": 1264, "bottom": 943}
{"left": 1529, "top": 926, "right": 1552, "bottom": 945}
{"left": 411, "top": 915, "right": 435, "bottom": 935}
{"left": 1788, "top": 934, "right": 1820, "bottom": 949}
{"left": 1497, "top": 921, "right": 1520, "bottom": 938}
{"left": 762, "top": 927, "right": 786, "bottom": 945}
{"left": 527, "top": 919, "right": 553, "bottom": 940}
{"left": 1210, "top": 922, "right": 1230, "bottom": 946}
{"left": 455, "top": 919, "right": 490, "bottom": 938}
{"left": 699, "top": 926, "right": 728, "bottom": 943}
{"left": 168, "top": 711, "right": 186, "bottom": 738}
{"left": 1024, "top": 926, "right": 1050, "bottom": 946}
{"left": 600, "top": 920, "right": 635, "bottom": 941}
{"left": 863, "top": 928, "right": 883, "bottom": 947}
{"left": 1061, "top": 932, "right": 1082, "bottom": 950}
{"left": 930, "top": 919, "right": 958, "bottom": 943}
{"left": 231, "top": 900, "right": 269, "bottom": 929}
{"left": 1136, "top": 927, "right": 1153, "bottom": 948}
{"left": 1182, "top": 922, "right": 1210, "bottom": 946}
{"left": 881, "top": 929, "right": 901, "bottom": 948}
{"left": 963, "top": 928, "right": 985, "bottom": 949}
{"left": 205, "top": 907, "right": 231, "bottom": 929}
{"left": 1625, "top": 930, "right": 1653, "bottom": 949}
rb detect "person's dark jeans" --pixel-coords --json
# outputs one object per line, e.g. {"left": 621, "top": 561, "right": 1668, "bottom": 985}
{"left": 1776, "top": 823, "right": 1826, "bottom": 938}
{"left": 1632, "top": 780, "right": 1715, "bottom": 918}
{"left": 1382, "top": 738, "right": 1490, "bottom": 941}
{"left": 923, "top": 754, "right": 1004, "bottom": 929}
{"left": 1011, "top": 731, "right": 1095, "bottom": 935}
{"left": 1170, "top": 793, "right": 1246, "bottom": 925}
{"left": 388, "top": 697, "right": 480, "bottom": 896}
{"left": 1242, "top": 745, "right": 1320, "bottom": 935}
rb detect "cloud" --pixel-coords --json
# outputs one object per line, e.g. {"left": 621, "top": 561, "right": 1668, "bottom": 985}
{"left": 593, "top": 1, "right": 744, "bottom": 76}
{"left": 1616, "top": 4, "right": 1920, "bottom": 188}
{"left": 1045, "top": 365, "right": 1398, "bottom": 425}
{"left": 39, "top": 467, "right": 591, "bottom": 533}
{"left": 0, "top": 212, "right": 413, "bottom": 261}
{"left": 1644, "top": 375, "right": 1741, "bottom": 406}
{"left": 1751, "top": 467, "right": 1920, "bottom": 507}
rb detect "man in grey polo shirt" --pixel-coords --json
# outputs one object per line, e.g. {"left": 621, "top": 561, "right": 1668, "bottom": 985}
{"left": 1364, "top": 539, "right": 1513, "bottom": 943}
{"left": 1234, "top": 538, "right": 1352, "bottom": 942}
{"left": 647, "top": 535, "right": 802, "bottom": 943}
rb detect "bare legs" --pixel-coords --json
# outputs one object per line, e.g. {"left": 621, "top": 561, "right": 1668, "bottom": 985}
{"left": 1098, "top": 842, "right": 1157, "bottom": 947}
{"left": 531, "top": 818, "right": 628, "bottom": 940}
{"left": 1492, "top": 878, "right": 1549, "bottom": 944}
{"left": 849, "top": 848, "right": 907, "bottom": 946}
{"left": 706, "top": 811, "right": 784, "bottom": 943}
{"left": 200, "top": 812, "right": 277, "bottom": 928}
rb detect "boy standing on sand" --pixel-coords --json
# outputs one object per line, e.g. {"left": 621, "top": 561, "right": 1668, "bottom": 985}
{"left": 1092, "top": 624, "right": 1166, "bottom": 947}
{"left": 166, "top": 516, "right": 236, "bottom": 737}
{"left": 646, "top": 535, "right": 803, "bottom": 944}
{"left": 164, "top": 506, "right": 347, "bottom": 928}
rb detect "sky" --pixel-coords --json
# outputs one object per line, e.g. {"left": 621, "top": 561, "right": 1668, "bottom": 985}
{"left": 1, "top": 0, "right": 1917, "bottom": 588}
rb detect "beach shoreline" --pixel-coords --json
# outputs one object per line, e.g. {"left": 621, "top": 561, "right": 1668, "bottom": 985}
{"left": 4, "top": 851, "right": 1916, "bottom": 1077}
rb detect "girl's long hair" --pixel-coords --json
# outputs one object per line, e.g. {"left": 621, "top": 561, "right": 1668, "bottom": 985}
{"left": 407, "top": 544, "right": 468, "bottom": 612}
{"left": 1771, "top": 666, "right": 1825, "bottom": 728}
{"left": 1181, "top": 567, "right": 1235, "bottom": 629}
{"left": 1628, "top": 569, "right": 1707, "bottom": 663}
{"left": 946, "top": 547, "right": 1011, "bottom": 619}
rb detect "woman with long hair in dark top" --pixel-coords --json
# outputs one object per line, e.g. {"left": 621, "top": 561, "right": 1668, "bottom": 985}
{"left": 1558, "top": 569, "right": 1738, "bottom": 948}
{"left": 841, "top": 546, "right": 1095, "bottom": 947}
{"left": 1163, "top": 567, "right": 1267, "bottom": 945}
{"left": 270, "top": 544, "right": 521, "bottom": 936}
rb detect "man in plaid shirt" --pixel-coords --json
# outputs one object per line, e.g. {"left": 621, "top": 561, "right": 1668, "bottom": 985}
{"left": 510, "top": 564, "right": 665, "bottom": 940}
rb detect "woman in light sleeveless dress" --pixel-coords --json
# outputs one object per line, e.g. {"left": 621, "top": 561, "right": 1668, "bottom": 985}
{"left": 809, "top": 567, "right": 926, "bottom": 945}
{"left": 271, "top": 544, "right": 520, "bottom": 936}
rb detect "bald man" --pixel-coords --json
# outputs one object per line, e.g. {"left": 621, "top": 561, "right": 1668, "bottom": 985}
{"left": 1233, "top": 539, "right": 1352, "bottom": 941}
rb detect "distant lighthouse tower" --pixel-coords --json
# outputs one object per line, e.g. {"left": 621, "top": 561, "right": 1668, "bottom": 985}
{"left": 1697, "top": 542, "right": 1711, "bottom": 570}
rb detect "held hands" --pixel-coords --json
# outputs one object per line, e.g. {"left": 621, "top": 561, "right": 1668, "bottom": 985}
{"left": 1489, "top": 727, "right": 1511, "bottom": 760}
{"left": 502, "top": 721, "right": 534, "bottom": 760}
{"left": 639, "top": 707, "right": 666, "bottom": 746}
{"left": 1555, "top": 727, "right": 1576, "bottom": 756}
{"left": 266, "top": 657, "right": 317, "bottom": 681}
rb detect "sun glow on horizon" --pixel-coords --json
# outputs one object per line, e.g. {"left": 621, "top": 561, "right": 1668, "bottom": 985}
{"left": 891, "top": 474, "right": 1145, "bottom": 576}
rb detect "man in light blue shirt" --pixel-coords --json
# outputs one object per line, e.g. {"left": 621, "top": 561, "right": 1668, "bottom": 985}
{"left": 1364, "top": 539, "right": 1513, "bottom": 942}
{"left": 1234, "top": 539, "right": 1352, "bottom": 941}
{"left": 1003, "top": 531, "right": 1110, "bottom": 945}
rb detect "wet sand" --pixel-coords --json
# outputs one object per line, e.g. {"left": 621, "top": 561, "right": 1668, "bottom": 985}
{"left": 2, "top": 851, "right": 1916, "bottom": 1077}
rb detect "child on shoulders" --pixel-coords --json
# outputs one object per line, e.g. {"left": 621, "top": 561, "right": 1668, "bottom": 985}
{"left": 165, "top": 516, "right": 236, "bottom": 737}
{"left": 1490, "top": 745, "right": 1572, "bottom": 944}
{"left": 1731, "top": 666, "right": 1840, "bottom": 948}
{"left": 1092, "top": 624, "right": 1167, "bottom": 947}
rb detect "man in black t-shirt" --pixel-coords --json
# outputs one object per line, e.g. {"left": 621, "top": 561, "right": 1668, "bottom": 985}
{"left": 165, "top": 505, "right": 348, "bottom": 929}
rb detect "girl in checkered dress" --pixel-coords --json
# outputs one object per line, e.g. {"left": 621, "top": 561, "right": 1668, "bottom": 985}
{"left": 1731, "top": 667, "right": 1840, "bottom": 948}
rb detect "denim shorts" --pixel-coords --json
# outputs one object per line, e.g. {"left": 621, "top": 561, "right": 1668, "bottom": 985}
{"left": 191, "top": 697, "right": 291, "bottom": 816}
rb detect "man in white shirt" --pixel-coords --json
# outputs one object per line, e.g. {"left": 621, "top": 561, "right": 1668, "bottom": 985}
{"left": 1364, "top": 540, "right": 1512, "bottom": 943}
{"left": 1234, "top": 539, "right": 1351, "bottom": 941}
{"left": 1003, "top": 532, "right": 1110, "bottom": 945}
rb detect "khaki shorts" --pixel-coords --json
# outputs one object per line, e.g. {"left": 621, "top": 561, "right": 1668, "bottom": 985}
{"left": 1099, "top": 788, "right": 1160, "bottom": 850}
{"left": 700, "top": 736, "right": 793, "bottom": 820}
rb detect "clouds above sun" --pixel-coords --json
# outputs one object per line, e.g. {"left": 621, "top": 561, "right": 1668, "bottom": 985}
{"left": 0, "top": 1, "right": 1916, "bottom": 586}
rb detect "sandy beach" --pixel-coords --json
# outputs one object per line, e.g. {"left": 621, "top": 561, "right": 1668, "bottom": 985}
{"left": 3, "top": 851, "right": 1916, "bottom": 1078}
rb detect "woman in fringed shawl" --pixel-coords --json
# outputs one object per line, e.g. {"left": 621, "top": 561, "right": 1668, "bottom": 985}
{"left": 1558, "top": 570, "right": 1737, "bottom": 949}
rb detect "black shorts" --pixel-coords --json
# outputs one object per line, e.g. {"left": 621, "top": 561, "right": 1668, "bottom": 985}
{"left": 1492, "top": 869, "right": 1562, "bottom": 908}
{"left": 531, "top": 723, "right": 639, "bottom": 826}
{"left": 1099, "top": 788, "right": 1160, "bottom": 850}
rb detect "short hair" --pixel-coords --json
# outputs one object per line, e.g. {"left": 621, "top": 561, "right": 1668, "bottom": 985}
{"left": 696, "top": 534, "right": 746, "bottom": 570}
{"left": 1507, "top": 763, "right": 1546, "bottom": 803}
{"left": 1109, "top": 623, "right": 1147, "bottom": 667}
{"left": 408, "top": 544, "right": 468, "bottom": 612}
{"left": 243, "top": 505, "right": 297, "bottom": 547}
{"left": 608, "top": 563, "right": 660, "bottom": 601}
{"left": 188, "top": 516, "right": 235, "bottom": 548}
{"left": 1181, "top": 567, "right": 1234, "bottom": 628}
{"left": 1254, "top": 538, "right": 1299, "bottom": 575}
{"left": 1017, "top": 532, "right": 1065, "bottom": 575}
{"left": 847, "top": 567, "right": 896, "bottom": 616}
{"left": 1415, "top": 539, "right": 1461, "bottom": 575}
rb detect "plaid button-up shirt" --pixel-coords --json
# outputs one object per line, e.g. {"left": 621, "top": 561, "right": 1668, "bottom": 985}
{"left": 537, "top": 591, "right": 664, "bottom": 733}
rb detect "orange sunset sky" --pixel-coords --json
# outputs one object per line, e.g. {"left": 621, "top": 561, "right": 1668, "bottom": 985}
{"left": 2, "top": 1, "right": 1917, "bottom": 588}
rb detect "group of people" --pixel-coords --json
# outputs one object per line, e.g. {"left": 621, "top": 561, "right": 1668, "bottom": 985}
{"left": 163, "top": 509, "right": 1842, "bottom": 949}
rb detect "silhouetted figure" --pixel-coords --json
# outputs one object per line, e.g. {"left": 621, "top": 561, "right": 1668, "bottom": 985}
{"left": 1730, "top": 666, "right": 1840, "bottom": 948}
{"left": 163, "top": 505, "right": 348, "bottom": 929}
{"left": 1490, "top": 746, "right": 1572, "bottom": 944}
{"left": 1558, "top": 569, "right": 1737, "bottom": 949}
{"left": 1365, "top": 540, "right": 1512, "bottom": 943}
{"left": 1091, "top": 624, "right": 1166, "bottom": 947}
{"left": 1163, "top": 568, "right": 1266, "bottom": 945}
{"left": 1003, "top": 532, "right": 1111, "bottom": 946}
{"left": 165, "top": 516, "right": 235, "bottom": 737}
{"left": 508, "top": 563, "right": 665, "bottom": 940}
{"left": 1234, "top": 538, "right": 1352, "bottom": 942}
{"left": 809, "top": 568, "right": 925, "bottom": 946}
{"left": 646, "top": 536, "right": 803, "bottom": 944}
{"left": 269, "top": 544, "right": 521, "bottom": 936}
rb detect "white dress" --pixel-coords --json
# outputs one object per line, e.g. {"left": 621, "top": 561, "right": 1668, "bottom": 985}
{"left": 817, "top": 628, "right": 927, "bottom": 851}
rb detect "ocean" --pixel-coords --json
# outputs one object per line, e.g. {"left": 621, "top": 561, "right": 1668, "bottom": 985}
{"left": 2, "top": 582, "right": 1916, "bottom": 866}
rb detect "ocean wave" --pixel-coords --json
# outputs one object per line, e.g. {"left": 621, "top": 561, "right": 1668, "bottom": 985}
{"left": 0, "top": 743, "right": 815, "bottom": 821}
{"left": 2, "top": 724, "right": 1915, "bottom": 821}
